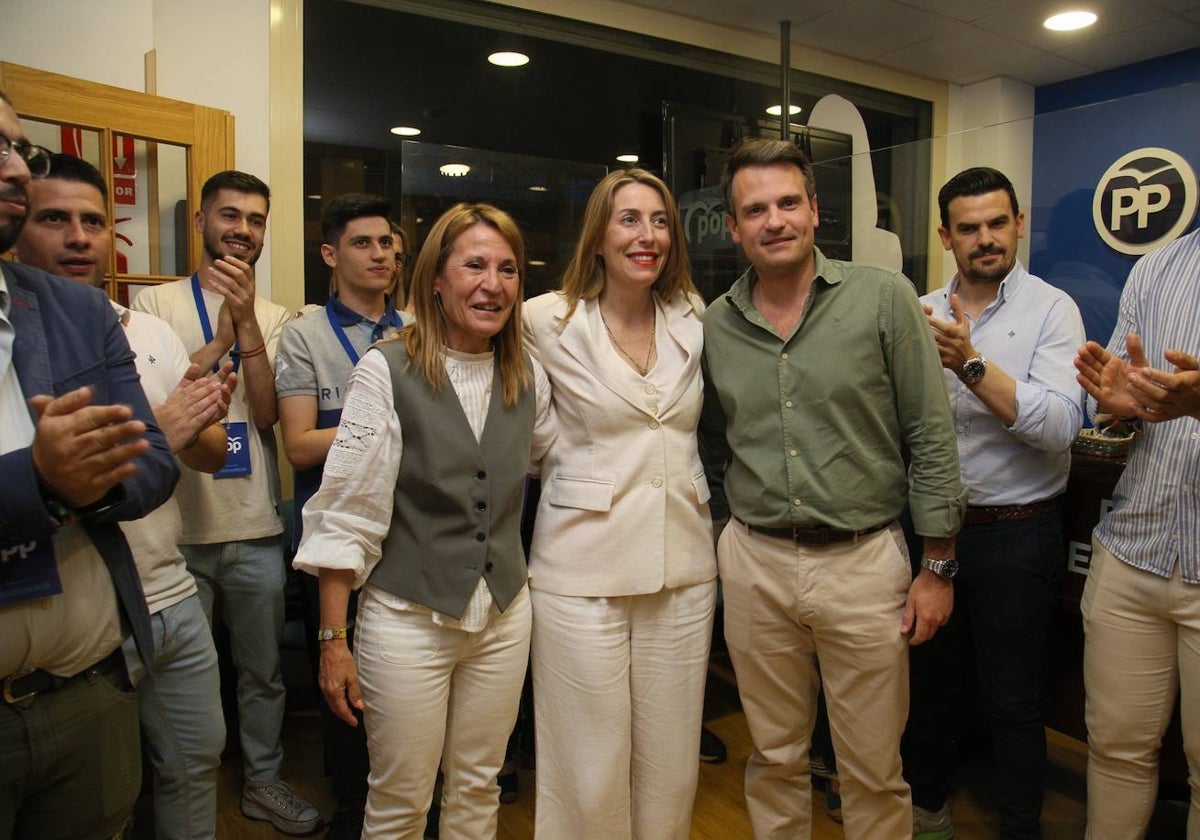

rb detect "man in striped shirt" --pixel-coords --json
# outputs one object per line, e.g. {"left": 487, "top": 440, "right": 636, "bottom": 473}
{"left": 1074, "top": 227, "right": 1200, "bottom": 840}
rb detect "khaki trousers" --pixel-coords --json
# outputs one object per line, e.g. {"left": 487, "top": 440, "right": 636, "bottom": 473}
{"left": 1082, "top": 539, "right": 1200, "bottom": 840}
{"left": 719, "top": 519, "right": 913, "bottom": 840}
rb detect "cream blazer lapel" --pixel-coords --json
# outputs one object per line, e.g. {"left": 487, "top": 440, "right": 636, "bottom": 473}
{"left": 553, "top": 294, "right": 703, "bottom": 419}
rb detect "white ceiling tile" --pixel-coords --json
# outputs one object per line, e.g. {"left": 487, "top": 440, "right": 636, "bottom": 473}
{"left": 1053, "top": 17, "right": 1200, "bottom": 67}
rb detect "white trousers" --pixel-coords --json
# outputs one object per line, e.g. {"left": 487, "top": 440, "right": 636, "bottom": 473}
{"left": 355, "top": 584, "right": 532, "bottom": 840}
{"left": 1082, "top": 539, "right": 1200, "bottom": 840}
{"left": 719, "top": 519, "right": 912, "bottom": 840}
{"left": 530, "top": 581, "right": 716, "bottom": 840}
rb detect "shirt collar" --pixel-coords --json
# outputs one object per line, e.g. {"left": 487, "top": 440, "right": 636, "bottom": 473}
{"left": 0, "top": 265, "right": 9, "bottom": 319}
{"left": 328, "top": 292, "right": 401, "bottom": 329}
{"left": 944, "top": 259, "right": 1029, "bottom": 306}
{"left": 725, "top": 246, "right": 836, "bottom": 314}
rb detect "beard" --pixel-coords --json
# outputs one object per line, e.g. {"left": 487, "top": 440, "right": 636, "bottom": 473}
{"left": 202, "top": 224, "right": 262, "bottom": 266}
{"left": 964, "top": 246, "right": 1014, "bottom": 283}
{"left": 0, "top": 185, "right": 26, "bottom": 254}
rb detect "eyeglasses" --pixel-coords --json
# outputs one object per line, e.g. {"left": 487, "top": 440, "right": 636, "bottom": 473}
{"left": 396, "top": 252, "right": 412, "bottom": 268}
{"left": 0, "top": 133, "right": 52, "bottom": 178}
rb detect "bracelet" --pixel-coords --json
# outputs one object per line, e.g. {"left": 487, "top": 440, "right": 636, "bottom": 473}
{"left": 238, "top": 343, "right": 267, "bottom": 360}
{"left": 317, "top": 626, "right": 348, "bottom": 642}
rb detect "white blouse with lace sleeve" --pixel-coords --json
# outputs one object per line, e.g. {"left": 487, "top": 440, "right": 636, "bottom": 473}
{"left": 293, "top": 345, "right": 556, "bottom": 631}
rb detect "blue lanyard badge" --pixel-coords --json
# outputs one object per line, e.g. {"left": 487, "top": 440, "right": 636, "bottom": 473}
{"left": 214, "top": 421, "right": 253, "bottom": 479}
{"left": 325, "top": 299, "right": 362, "bottom": 366}
{"left": 0, "top": 538, "right": 63, "bottom": 607}
{"left": 191, "top": 274, "right": 240, "bottom": 374}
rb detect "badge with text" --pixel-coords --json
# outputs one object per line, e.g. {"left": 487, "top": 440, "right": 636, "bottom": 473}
{"left": 214, "top": 421, "right": 252, "bottom": 479}
{"left": 0, "top": 539, "right": 63, "bottom": 607}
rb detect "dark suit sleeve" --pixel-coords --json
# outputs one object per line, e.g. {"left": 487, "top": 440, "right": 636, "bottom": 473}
{"left": 0, "top": 292, "right": 177, "bottom": 548}
{"left": 80, "top": 294, "right": 179, "bottom": 525}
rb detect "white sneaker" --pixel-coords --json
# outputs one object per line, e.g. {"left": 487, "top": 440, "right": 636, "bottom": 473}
{"left": 241, "top": 779, "right": 322, "bottom": 835}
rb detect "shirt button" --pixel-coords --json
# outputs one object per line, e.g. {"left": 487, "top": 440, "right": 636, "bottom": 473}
{"left": 781, "top": 352, "right": 789, "bottom": 360}
{"left": 648, "top": 419, "right": 660, "bottom": 430}
{"left": 475, "top": 532, "right": 486, "bottom": 542}
{"left": 957, "top": 426, "right": 967, "bottom": 433}
{"left": 652, "top": 476, "right": 664, "bottom": 488}
{"left": 789, "top": 449, "right": 798, "bottom": 457}
{"left": 785, "top": 400, "right": 794, "bottom": 408}
{"left": 644, "top": 384, "right": 657, "bottom": 396}
{"left": 792, "top": 498, "right": 802, "bottom": 507}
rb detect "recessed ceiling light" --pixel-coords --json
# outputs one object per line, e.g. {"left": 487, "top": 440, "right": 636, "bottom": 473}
{"left": 306, "top": 194, "right": 322, "bottom": 200}
{"left": 766, "top": 104, "right": 803, "bottom": 117}
{"left": 529, "top": 185, "right": 548, "bottom": 192}
{"left": 529, "top": 259, "right": 547, "bottom": 267}
{"left": 439, "top": 163, "right": 470, "bottom": 177}
{"left": 488, "top": 51, "right": 530, "bottom": 67}
{"left": 390, "top": 126, "right": 421, "bottom": 136}
{"left": 616, "top": 154, "right": 639, "bottom": 163}
{"left": 1044, "top": 10, "right": 1097, "bottom": 31}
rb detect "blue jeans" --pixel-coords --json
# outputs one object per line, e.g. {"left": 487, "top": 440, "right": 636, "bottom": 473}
{"left": 182, "top": 536, "right": 286, "bottom": 783}
{"left": 130, "top": 594, "right": 225, "bottom": 840}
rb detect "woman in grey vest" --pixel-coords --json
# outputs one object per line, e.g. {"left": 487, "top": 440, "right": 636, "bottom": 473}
{"left": 522, "top": 169, "right": 719, "bottom": 839}
{"left": 294, "top": 203, "right": 556, "bottom": 840}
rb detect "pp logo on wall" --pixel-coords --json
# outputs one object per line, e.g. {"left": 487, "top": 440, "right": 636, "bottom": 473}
{"left": 1093, "top": 147, "right": 1198, "bottom": 255}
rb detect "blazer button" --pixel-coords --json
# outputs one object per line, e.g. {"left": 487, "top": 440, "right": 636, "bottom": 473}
{"left": 475, "top": 532, "right": 486, "bottom": 542}
{"left": 476, "top": 470, "right": 487, "bottom": 480}
{"left": 648, "top": 419, "right": 660, "bottom": 430}
{"left": 485, "top": 561, "right": 494, "bottom": 573}
{"left": 475, "top": 502, "right": 487, "bottom": 511}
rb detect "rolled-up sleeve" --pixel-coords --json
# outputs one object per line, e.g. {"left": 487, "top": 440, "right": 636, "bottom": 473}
{"left": 887, "top": 278, "right": 967, "bottom": 537}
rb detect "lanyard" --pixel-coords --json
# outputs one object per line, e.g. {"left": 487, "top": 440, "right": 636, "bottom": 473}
{"left": 191, "top": 274, "right": 240, "bottom": 374}
{"left": 325, "top": 296, "right": 401, "bottom": 366}
{"left": 325, "top": 299, "right": 362, "bottom": 366}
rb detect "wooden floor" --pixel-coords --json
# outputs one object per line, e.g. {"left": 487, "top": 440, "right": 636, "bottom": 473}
{"left": 133, "top": 645, "right": 1190, "bottom": 839}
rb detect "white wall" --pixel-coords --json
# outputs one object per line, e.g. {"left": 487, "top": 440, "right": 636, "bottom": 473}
{"left": 0, "top": 0, "right": 278, "bottom": 297}
{"left": 940, "top": 77, "right": 1035, "bottom": 281}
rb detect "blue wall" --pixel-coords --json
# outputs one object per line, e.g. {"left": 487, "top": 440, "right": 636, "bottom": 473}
{"left": 1030, "top": 48, "right": 1199, "bottom": 344}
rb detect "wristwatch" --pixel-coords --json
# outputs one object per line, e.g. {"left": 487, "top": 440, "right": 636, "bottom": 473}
{"left": 316, "top": 626, "right": 348, "bottom": 642}
{"left": 958, "top": 354, "right": 987, "bottom": 385}
{"left": 921, "top": 556, "right": 959, "bottom": 581}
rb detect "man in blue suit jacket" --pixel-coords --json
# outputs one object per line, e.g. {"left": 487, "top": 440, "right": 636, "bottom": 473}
{"left": 0, "top": 89, "right": 178, "bottom": 840}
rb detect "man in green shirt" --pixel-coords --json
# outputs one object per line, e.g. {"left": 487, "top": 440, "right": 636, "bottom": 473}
{"left": 702, "top": 137, "right": 965, "bottom": 840}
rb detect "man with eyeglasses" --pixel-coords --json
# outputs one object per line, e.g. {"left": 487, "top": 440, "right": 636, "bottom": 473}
{"left": 0, "top": 90, "right": 179, "bottom": 840}
{"left": 15, "top": 152, "right": 235, "bottom": 840}
{"left": 275, "top": 193, "right": 410, "bottom": 840}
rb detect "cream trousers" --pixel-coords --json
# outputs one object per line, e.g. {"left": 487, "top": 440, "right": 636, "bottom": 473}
{"left": 1082, "top": 539, "right": 1200, "bottom": 840}
{"left": 530, "top": 581, "right": 716, "bottom": 840}
{"left": 355, "top": 584, "right": 532, "bottom": 840}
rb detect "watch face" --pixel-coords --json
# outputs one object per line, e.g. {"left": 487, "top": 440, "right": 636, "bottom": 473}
{"left": 961, "top": 357, "right": 986, "bottom": 384}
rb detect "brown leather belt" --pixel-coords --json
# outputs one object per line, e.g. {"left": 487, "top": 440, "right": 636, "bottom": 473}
{"left": 963, "top": 496, "right": 1061, "bottom": 526}
{"left": 747, "top": 520, "right": 891, "bottom": 546}
{"left": 2, "top": 648, "right": 124, "bottom": 705}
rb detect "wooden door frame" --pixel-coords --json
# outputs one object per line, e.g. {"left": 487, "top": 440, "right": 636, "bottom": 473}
{"left": 0, "top": 61, "right": 234, "bottom": 295}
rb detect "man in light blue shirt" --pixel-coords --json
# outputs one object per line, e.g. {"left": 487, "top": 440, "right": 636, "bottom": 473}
{"left": 1074, "top": 227, "right": 1200, "bottom": 840}
{"left": 904, "top": 167, "right": 1084, "bottom": 840}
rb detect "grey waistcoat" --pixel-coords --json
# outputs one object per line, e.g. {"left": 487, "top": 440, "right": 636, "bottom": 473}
{"left": 368, "top": 340, "right": 534, "bottom": 618}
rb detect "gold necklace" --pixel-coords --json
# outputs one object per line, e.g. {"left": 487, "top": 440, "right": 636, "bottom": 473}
{"left": 599, "top": 305, "right": 656, "bottom": 376}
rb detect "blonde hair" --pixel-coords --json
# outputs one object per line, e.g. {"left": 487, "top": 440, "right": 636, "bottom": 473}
{"left": 559, "top": 168, "right": 696, "bottom": 322}
{"left": 400, "top": 203, "right": 529, "bottom": 407}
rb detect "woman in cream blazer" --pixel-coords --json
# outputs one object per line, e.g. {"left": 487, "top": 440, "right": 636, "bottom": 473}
{"left": 522, "top": 169, "right": 718, "bottom": 840}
